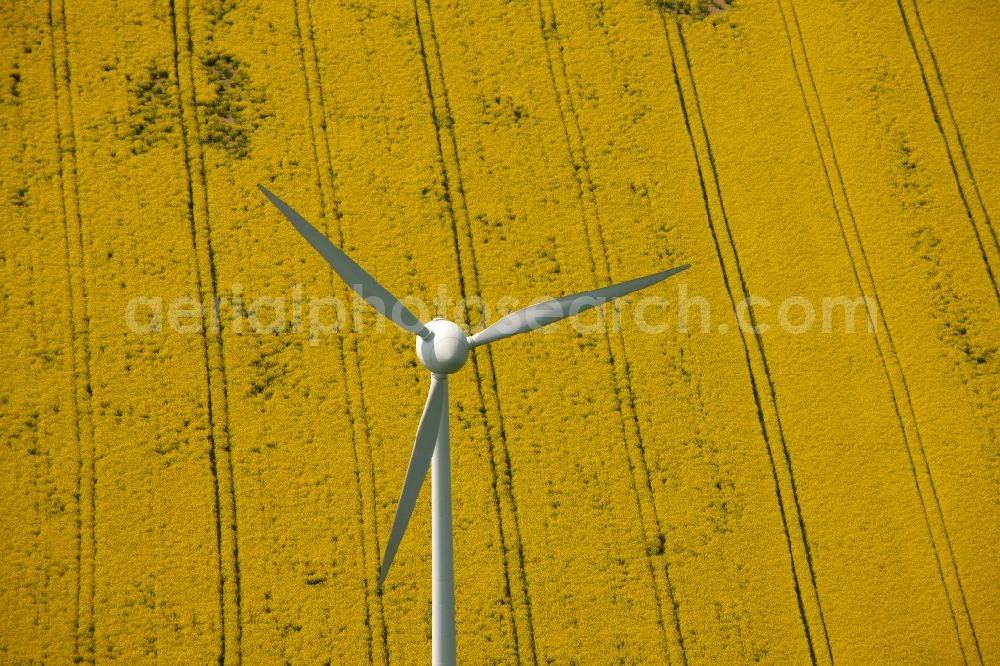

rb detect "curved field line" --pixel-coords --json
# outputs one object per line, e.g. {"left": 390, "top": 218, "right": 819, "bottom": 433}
{"left": 290, "top": 0, "right": 389, "bottom": 659}
{"left": 167, "top": 1, "right": 243, "bottom": 662}
{"left": 777, "top": 1, "right": 983, "bottom": 662}
{"left": 414, "top": 1, "right": 539, "bottom": 662}
{"left": 895, "top": 0, "right": 1000, "bottom": 304}
{"left": 537, "top": 2, "right": 686, "bottom": 663}
{"left": 661, "top": 13, "right": 833, "bottom": 665}
{"left": 46, "top": 0, "right": 97, "bottom": 660}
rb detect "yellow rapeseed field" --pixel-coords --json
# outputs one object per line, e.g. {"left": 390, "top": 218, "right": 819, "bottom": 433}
{"left": 1, "top": 0, "right": 997, "bottom": 662}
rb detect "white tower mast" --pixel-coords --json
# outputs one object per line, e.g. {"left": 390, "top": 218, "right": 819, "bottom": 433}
{"left": 431, "top": 375, "right": 455, "bottom": 665}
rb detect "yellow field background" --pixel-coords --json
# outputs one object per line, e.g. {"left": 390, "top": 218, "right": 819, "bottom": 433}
{"left": 1, "top": 0, "right": 998, "bottom": 662}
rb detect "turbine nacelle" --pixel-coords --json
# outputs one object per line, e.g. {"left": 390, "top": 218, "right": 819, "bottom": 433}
{"left": 416, "top": 318, "right": 469, "bottom": 375}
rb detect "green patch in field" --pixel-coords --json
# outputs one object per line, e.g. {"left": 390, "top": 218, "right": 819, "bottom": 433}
{"left": 11, "top": 185, "right": 28, "bottom": 208}
{"left": 199, "top": 52, "right": 268, "bottom": 159}
{"left": 654, "top": 0, "right": 733, "bottom": 18}
{"left": 911, "top": 225, "right": 999, "bottom": 446}
{"left": 9, "top": 64, "right": 21, "bottom": 100}
{"left": 125, "top": 64, "right": 175, "bottom": 154}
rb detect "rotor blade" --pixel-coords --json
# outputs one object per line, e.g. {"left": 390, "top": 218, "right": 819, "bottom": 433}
{"left": 468, "top": 263, "right": 691, "bottom": 348}
{"left": 378, "top": 374, "right": 448, "bottom": 589}
{"left": 257, "top": 184, "right": 431, "bottom": 340}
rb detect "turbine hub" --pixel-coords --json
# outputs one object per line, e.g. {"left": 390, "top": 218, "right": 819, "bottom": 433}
{"left": 416, "top": 318, "right": 469, "bottom": 375}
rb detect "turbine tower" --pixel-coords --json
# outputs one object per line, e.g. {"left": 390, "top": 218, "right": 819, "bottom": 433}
{"left": 259, "top": 185, "right": 690, "bottom": 665}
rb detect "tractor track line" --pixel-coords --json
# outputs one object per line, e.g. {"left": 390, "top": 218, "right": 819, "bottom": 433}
{"left": 895, "top": 0, "right": 1000, "bottom": 304}
{"left": 168, "top": 4, "right": 229, "bottom": 661}
{"left": 47, "top": 0, "right": 96, "bottom": 660}
{"left": 537, "top": 3, "right": 685, "bottom": 663}
{"left": 311, "top": 1, "right": 398, "bottom": 656}
{"left": 674, "top": 18, "right": 834, "bottom": 662}
{"left": 906, "top": 0, "right": 999, "bottom": 256}
{"left": 177, "top": 16, "right": 245, "bottom": 645}
{"left": 418, "top": 1, "right": 539, "bottom": 659}
{"left": 319, "top": 26, "right": 429, "bottom": 658}
{"left": 333, "top": 21, "right": 446, "bottom": 647}
{"left": 8, "top": 29, "right": 52, "bottom": 654}
{"left": 291, "top": 1, "right": 388, "bottom": 660}
{"left": 16, "top": 5, "right": 45, "bottom": 656}
{"left": 778, "top": 2, "right": 982, "bottom": 662}
{"left": 168, "top": 1, "right": 243, "bottom": 662}
{"left": 662, "top": 14, "right": 831, "bottom": 665}
{"left": 415, "top": 1, "right": 539, "bottom": 662}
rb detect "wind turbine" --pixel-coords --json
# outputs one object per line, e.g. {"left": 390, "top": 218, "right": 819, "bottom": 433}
{"left": 258, "top": 184, "right": 690, "bottom": 665}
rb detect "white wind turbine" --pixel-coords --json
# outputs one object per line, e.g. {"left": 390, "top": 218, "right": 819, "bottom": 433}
{"left": 259, "top": 185, "right": 690, "bottom": 665}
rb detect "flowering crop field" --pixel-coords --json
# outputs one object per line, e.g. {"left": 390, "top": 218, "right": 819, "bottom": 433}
{"left": 1, "top": 0, "right": 997, "bottom": 662}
